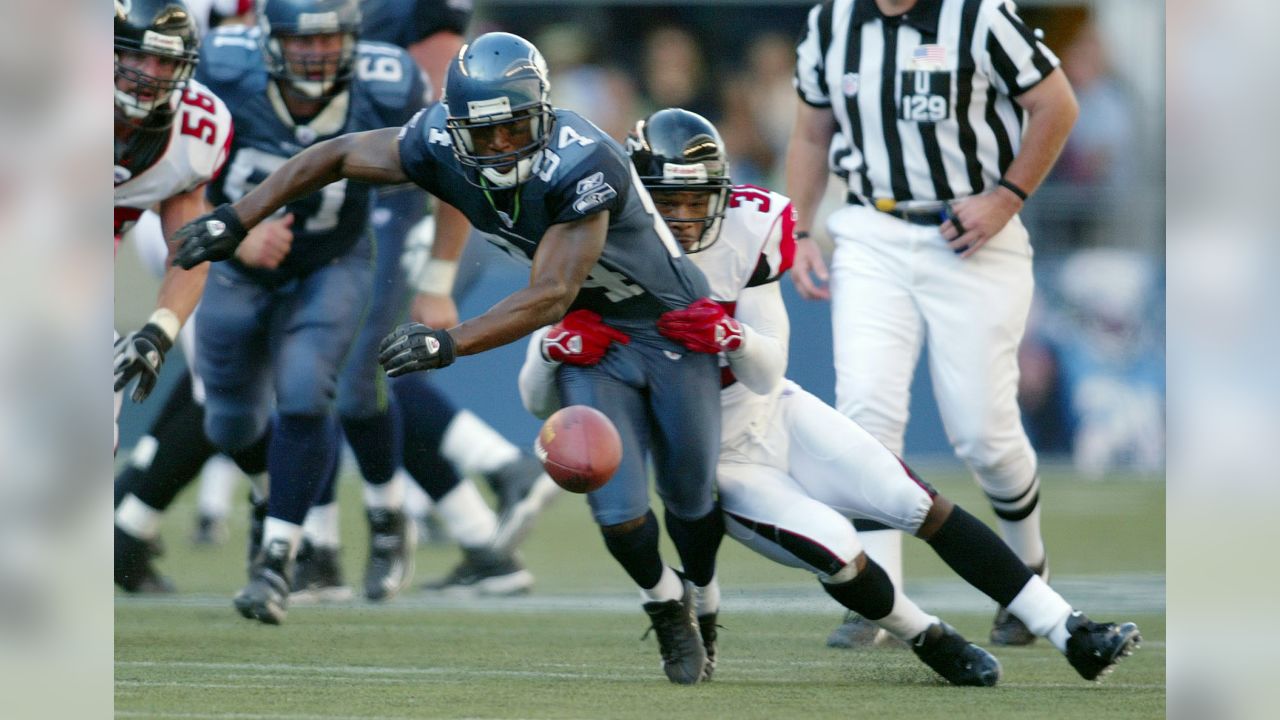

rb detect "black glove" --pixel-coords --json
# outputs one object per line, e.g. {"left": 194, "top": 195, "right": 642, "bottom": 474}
{"left": 378, "top": 322, "right": 457, "bottom": 377}
{"left": 114, "top": 324, "right": 173, "bottom": 402}
{"left": 174, "top": 204, "right": 249, "bottom": 269}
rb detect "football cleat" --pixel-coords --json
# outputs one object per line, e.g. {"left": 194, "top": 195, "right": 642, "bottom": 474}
{"left": 911, "top": 622, "right": 1002, "bottom": 687}
{"left": 489, "top": 458, "right": 562, "bottom": 554}
{"left": 990, "top": 606, "right": 1037, "bottom": 646}
{"left": 290, "top": 540, "right": 353, "bottom": 604}
{"left": 827, "top": 611, "right": 903, "bottom": 649}
{"left": 697, "top": 613, "right": 720, "bottom": 682}
{"left": 641, "top": 581, "right": 708, "bottom": 685}
{"left": 234, "top": 538, "right": 293, "bottom": 625}
{"left": 114, "top": 525, "right": 175, "bottom": 594}
{"left": 420, "top": 547, "right": 534, "bottom": 596}
{"left": 364, "top": 507, "right": 416, "bottom": 602}
{"left": 1063, "top": 612, "right": 1141, "bottom": 681}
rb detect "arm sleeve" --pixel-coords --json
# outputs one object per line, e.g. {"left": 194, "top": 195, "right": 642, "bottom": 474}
{"left": 518, "top": 326, "right": 563, "bottom": 420}
{"left": 725, "top": 282, "right": 790, "bottom": 396}
{"left": 977, "top": 0, "right": 1061, "bottom": 97}
{"left": 794, "top": 2, "right": 833, "bottom": 107}
{"left": 548, "top": 144, "right": 627, "bottom": 225}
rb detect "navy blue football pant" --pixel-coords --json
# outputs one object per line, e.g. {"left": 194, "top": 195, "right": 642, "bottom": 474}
{"left": 556, "top": 320, "right": 721, "bottom": 525}
{"left": 196, "top": 235, "right": 372, "bottom": 525}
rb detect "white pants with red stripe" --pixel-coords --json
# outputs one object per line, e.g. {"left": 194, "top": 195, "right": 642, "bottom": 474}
{"left": 718, "top": 380, "right": 934, "bottom": 577}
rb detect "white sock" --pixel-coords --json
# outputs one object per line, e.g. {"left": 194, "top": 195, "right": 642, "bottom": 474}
{"left": 859, "top": 529, "right": 904, "bottom": 587}
{"left": 694, "top": 573, "right": 720, "bottom": 616}
{"left": 115, "top": 494, "right": 161, "bottom": 540}
{"left": 436, "top": 479, "right": 498, "bottom": 548}
{"left": 640, "top": 565, "right": 685, "bottom": 604}
{"left": 996, "top": 505, "right": 1048, "bottom": 570}
{"left": 196, "top": 454, "right": 239, "bottom": 518}
{"left": 402, "top": 471, "right": 432, "bottom": 517}
{"left": 263, "top": 517, "right": 304, "bottom": 557}
{"left": 441, "top": 410, "right": 521, "bottom": 476}
{"left": 302, "top": 502, "right": 341, "bottom": 549}
{"left": 874, "top": 584, "right": 939, "bottom": 642}
{"left": 363, "top": 473, "right": 405, "bottom": 511}
{"left": 128, "top": 435, "right": 159, "bottom": 470}
{"left": 1007, "top": 575, "right": 1074, "bottom": 651}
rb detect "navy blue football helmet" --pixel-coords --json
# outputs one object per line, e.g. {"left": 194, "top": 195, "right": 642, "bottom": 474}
{"left": 114, "top": 0, "right": 200, "bottom": 127}
{"left": 626, "top": 108, "right": 732, "bottom": 252}
{"left": 258, "top": 0, "right": 362, "bottom": 100}
{"left": 443, "top": 32, "right": 554, "bottom": 188}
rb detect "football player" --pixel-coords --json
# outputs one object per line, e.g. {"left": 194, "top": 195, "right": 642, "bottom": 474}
{"left": 173, "top": 33, "right": 726, "bottom": 685}
{"left": 520, "top": 109, "right": 1142, "bottom": 685}
{"left": 113, "top": 0, "right": 234, "bottom": 591}
{"left": 190, "top": 0, "right": 427, "bottom": 624}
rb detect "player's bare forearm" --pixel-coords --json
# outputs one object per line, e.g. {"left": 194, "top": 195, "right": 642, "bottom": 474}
{"left": 1004, "top": 69, "right": 1079, "bottom": 195}
{"left": 785, "top": 103, "right": 837, "bottom": 232}
{"left": 430, "top": 200, "right": 470, "bottom": 262}
{"left": 449, "top": 212, "right": 607, "bottom": 355}
{"left": 234, "top": 128, "right": 409, "bottom": 227}
{"left": 157, "top": 187, "right": 212, "bottom": 323}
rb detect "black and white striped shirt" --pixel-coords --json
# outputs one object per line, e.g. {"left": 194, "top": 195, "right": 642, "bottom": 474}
{"left": 795, "top": 0, "right": 1059, "bottom": 204}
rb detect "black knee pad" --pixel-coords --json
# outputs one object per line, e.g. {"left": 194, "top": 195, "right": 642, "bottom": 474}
{"left": 821, "top": 558, "right": 896, "bottom": 621}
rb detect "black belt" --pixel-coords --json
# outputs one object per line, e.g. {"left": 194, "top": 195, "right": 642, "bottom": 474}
{"left": 847, "top": 193, "right": 948, "bottom": 227}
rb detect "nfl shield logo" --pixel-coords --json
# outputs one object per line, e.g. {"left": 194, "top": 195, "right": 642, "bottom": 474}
{"left": 841, "top": 73, "right": 860, "bottom": 97}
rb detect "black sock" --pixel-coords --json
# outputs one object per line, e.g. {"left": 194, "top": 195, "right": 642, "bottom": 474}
{"left": 820, "top": 558, "right": 896, "bottom": 621}
{"left": 342, "top": 403, "right": 401, "bottom": 486}
{"left": 393, "top": 375, "right": 461, "bottom": 500}
{"left": 926, "top": 505, "right": 1034, "bottom": 607}
{"left": 114, "top": 375, "right": 215, "bottom": 512}
{"left": 228, "top": 427, "right": 271, "bottom": 476}
{"left": 601, "top": 510, "right": 664, "bottom": 589}
{"left": 265, "top": 414, "right": 337, "bottom": 525}
{"left": 664, "top": 506, "right": 724, "bottom": 587}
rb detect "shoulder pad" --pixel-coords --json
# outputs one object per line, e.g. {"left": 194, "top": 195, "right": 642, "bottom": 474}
{"left": 199, "top": 27, "right": 265, "bottom": 88}
{"left": 355, "top": 42, "right": 429, "bottom": 111}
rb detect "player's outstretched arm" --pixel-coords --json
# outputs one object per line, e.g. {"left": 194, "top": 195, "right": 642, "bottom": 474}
{"left": 784, "top": 103, "right": 837, "bottom": 300}
{"left": 174, "top": 128, "right": 409, "bottom": 268}
{"left": 378, "top": 211, "right": 608, "bottom": 377}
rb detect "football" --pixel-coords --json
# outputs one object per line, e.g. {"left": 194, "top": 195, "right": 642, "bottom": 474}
{"left": 533, "top": 405, "right": 623, "bottom": 493}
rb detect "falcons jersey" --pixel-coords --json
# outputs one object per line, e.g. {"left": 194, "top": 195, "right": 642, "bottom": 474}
{"left": 397, "top": 105, "right": 711, "bottom": 319}
{"left": 113, "top": 78, "right": 233, "bottom": 246}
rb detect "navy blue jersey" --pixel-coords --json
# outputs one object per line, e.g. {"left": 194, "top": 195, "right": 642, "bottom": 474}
{"left": 200, "top": 26, "right": 429, "bottom": 283}
{"left": 360, "top": 0, "right": 471, "bottom": 48}
{"left": 397, "top": 106, "right": 710, "bottom": 319}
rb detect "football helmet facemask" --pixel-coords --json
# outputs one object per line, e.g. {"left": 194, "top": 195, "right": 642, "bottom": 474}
{"left": 443, "top": 32, "right": 555, "bottom": 189}
{"left": 626, "top": 108, "right": 732, "bottom": 253}
{"left": 259, "top": 0, "right": 361, "bottom": 100}
{"left": 114, "top": 0, "right": 200, "bottom": 127}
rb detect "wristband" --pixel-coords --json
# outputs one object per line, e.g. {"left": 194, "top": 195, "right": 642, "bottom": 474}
{"left": 997, "top": 178, "right": 1028, "bottom": 202}
{"left": 412, "top": 257, "right": 459, "bottom": 295}
{"left": 148, "top": 308, "right": 181, "bottom": 344}
{"left": 794, "top": 230, "right": 812, "bottom": 241}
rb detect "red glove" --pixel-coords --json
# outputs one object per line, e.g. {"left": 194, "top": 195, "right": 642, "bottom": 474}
{"left": 657, "top": 298, "right": 743, "bottom": 354}
{"left": 542, "top": 309, "right": 631, "bottom": 366}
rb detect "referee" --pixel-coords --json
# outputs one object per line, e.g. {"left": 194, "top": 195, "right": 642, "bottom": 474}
{"left": 785, "top": 0, "right": 1079, "bottom": 649}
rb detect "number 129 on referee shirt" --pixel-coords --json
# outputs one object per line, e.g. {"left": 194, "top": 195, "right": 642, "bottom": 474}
{"left": 899, "top": 70, "right": 952, "bottom": 123}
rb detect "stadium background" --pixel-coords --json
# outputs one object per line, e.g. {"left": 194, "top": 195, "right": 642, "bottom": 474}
{"left": 116, "top": 0, "right": 1166, "bottom": 479}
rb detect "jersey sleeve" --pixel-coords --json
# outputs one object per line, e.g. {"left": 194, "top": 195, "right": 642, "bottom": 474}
{"left": 178, "top": 81, "right": 235, "bottom": 192}
{"left": 412, "top": 0, "right": 473, "bottom": 42}
{"left": 976, "top": 0, "right": 1061, "bottom": 97}
{"left": 518, "top": 327, "right": 563, "bottom": 420}
{"left": 547, "top": 142, "right": 628, "bottom": 225}
{"left": 361, "top": 44, "right": 434, "bottom": 127}
{"left": 794, "top": 1, "right": 834, "bottom": 108}
{"left": 745, "top": 199, "right": 798, "bottom": 288}
{"left": 396, "top": 108, "right": 444, "bottom": 193}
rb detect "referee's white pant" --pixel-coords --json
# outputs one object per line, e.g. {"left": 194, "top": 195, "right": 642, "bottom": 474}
{"left": 826, "top": 204, "right": 1043, "bottom": 568}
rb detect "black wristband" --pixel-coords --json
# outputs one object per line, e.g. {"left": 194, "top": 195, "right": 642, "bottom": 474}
{"left": 997, "top": 178, "right": 1028, "bottom": 202}
{"left": 138, "top": 323, "right": 174, "bottom": 354}
{"left": 794, "top": 230, "right": 812, "bottom": 240}
{"left": 434, "top": 328, "right": 457, "bottom": 368}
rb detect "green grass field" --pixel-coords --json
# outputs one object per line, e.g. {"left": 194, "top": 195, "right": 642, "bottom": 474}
{"left": 115, "top": 468, "right": 1165, "bottom": 719}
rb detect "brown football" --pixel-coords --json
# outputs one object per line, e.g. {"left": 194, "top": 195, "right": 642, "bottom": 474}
{"left": 533, "top": 405, "right": 623, "bottom": 493}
